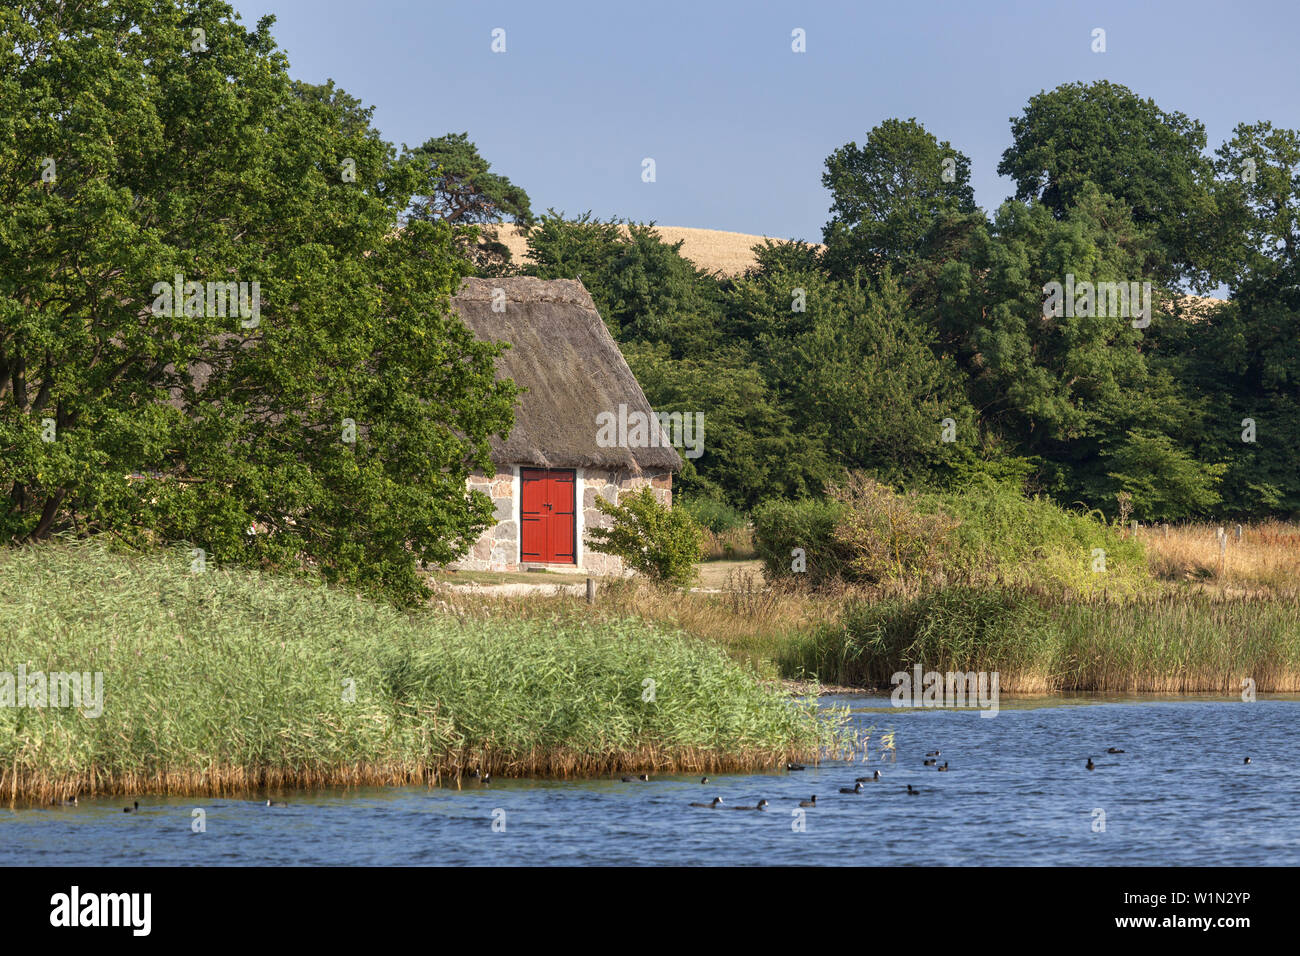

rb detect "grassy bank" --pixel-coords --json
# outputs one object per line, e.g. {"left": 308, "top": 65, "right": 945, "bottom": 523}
{"left": 0, "top": 539, "right": 852, "bottom": 804}
{"left": 780, "top": 587, "right": 1300, "bottom": 694}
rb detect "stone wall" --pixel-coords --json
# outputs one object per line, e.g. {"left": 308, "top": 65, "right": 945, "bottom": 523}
{"left": 451, "top": 465, "right": 673, "bottom": 575}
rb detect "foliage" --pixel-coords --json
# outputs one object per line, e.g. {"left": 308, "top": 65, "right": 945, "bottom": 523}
{"left": 828, "top": 474, "right": 957, "bottom": 584}
{"left": 996, "top": 80, "right": 1215, "bottom": 283}
{"left": 401, "top": 131, "right": 532, "bottom": 271}
{"left": 585, "top": 487, "right": 704, "bottom": 587}
{"left": 0, "top": 0, "right": 514, "bottom": 605}
{"left": 523, "top": 212, "right": 724, "bottom": 354}
{"left": 752, "top": 497, "right": 846, "bottom": 584}
{"left": 677, "top": 497, "right": 747, "bottom": 534}
{"left": 821, "top": 118, "right": 977, "bottom": 279}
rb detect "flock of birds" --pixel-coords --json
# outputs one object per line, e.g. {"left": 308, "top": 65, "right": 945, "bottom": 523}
{"left": 676, "top": 750, "right": 952, "bottom": 810}
{"left": 51, "top": 751, "right": 1258, "bottom": 812}
{"left": 676, "top": 743, "right": 1252, "bottom": 811}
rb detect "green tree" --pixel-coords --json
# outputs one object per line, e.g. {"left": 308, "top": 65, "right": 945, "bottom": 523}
{"left": 0, "top": 0, "right": 515, "bottom": 603}
{"left": 622, "top": 342, "right": 831, "bottom": 510}
{"left": 932, "top": 185, "right": 1216, "bottom": 510}
{"left": 524, "top": 211, "right": 723, "bottom": 355}
{"left": 1104, "top": 430, "right": 1225, "bottom": 521}
{"left": 822, "top": 118, "right": 977, "bottom": 280}
{"left": 728, "top": 267, "right": 973, "bottom": 489}
{"left": 402, "top": 132, "right": 532, "bottom": 273}
{"left": 1210, "top": 121, "right": 1300, "bottom": 289}
{"left": 997, "top": 81, "right": 1215, "bottom": 284}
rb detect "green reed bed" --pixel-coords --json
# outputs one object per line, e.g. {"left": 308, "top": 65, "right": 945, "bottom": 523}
{"left": 783, "top": 586, "right": 1300, "bottom": 694}
{"left": 0, "top": 539, "right": 851, "bottom": 803}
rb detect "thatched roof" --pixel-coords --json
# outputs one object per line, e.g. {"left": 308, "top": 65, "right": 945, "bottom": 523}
{"left": 453, "top": 277, "right": 681, "bottom": 473}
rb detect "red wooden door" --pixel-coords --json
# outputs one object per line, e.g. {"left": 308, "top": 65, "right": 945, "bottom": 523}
{"left": 520, "top": 468, "right": 576, "bottom": 564}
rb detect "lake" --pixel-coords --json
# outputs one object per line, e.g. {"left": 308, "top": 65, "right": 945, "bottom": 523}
{"left": 3, "top": 694, "right": 1298, "bottom": 866}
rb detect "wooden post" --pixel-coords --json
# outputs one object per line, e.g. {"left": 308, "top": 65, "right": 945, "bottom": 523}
{"left": 1236, "top": 524, "right": 1243, "bottom": 542}
{"left": 586, "top": 577, "right": 597, "bottom": 605}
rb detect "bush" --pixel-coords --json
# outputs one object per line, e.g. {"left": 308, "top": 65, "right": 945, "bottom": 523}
{"left": 918, "top": 477, "right": 1150, "bottom": 598}
{"left": 678, "top": 497, "right": 747, "bottom": 534}
{"left": 754, "top": 477, "right": 955, "bottom": 587}
{"left": 752, "top": 497, "right": 846, "bottom": 584}
{"left": 829, "top": 474, "right": 957, "bottom": 584}
{"left": 585, "top": 487, "right": 704, "bottom": 587}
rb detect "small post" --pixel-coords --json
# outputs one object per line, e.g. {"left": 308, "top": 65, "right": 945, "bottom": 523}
{"left": 1219, "top": 531, "right": 1227, "bottom": 577}
{"left": 1236, "top": 524, "right": 1243, "bottom": 542}
{"left": 586, "top": 577, "right": 597, "bottom": 605}
{"left": 1131, "top": 520, "right": 1138, "bottom": 535}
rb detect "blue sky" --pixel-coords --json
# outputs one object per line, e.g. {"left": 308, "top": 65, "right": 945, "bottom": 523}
{"left": 231, "top": 0, "right": 1300, "bottom": 242}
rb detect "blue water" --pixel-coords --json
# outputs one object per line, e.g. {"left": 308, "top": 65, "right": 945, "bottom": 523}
{"left": 2, "top": 695, "right": 1298, "bottom": 866}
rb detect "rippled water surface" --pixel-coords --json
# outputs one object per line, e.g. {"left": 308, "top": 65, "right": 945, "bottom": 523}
{"left": 3, "top": 695, "right": 1298, "bottom": 865}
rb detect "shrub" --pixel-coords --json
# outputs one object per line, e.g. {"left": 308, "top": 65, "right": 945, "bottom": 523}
{"left": 586, "top": 487, "right": 704, "bottom": 587}
{"left": 679, "top": 497, "right": 753, "bottom": 560}
{"left": 678, "top": 497, "right": 747, "bottom": 534}
{"left": 752, "top": 497, "right": 846, "bottom": 584}
{"left": 918, "top": 477, "right": 1150, "bottom": 598}
{"left": 828, "top": 474, "right": 957, "bottom": 584}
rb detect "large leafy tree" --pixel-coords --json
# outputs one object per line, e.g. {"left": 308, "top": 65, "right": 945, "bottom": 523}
{"left": 0, "top": 0, "right": 515, "bottom": 604}
{"left": 821, "top": 118, "right": 978, "bottom": 280}
{"left": 728, "top": 266, "right": 975, "bottom": 489}
{"left": 997, "top": 81, "right": 1216, "bottom": 285}
{"left": 623, "top": 342, "right": 833, "bottom": 510}
{"left": 934, "top": 185, "right": 1216, "bottom": 509}
{"left": 1210, "top": 121, "right": 1300, "bottom": 289}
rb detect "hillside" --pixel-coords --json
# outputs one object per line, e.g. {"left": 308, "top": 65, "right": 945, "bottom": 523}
{"left": 493, "top": 222, "right": 821, "bottom": 276}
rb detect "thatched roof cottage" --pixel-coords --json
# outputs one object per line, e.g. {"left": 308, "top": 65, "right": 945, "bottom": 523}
{"left": 451, "top": 277, "right": 681, "bottom": 574}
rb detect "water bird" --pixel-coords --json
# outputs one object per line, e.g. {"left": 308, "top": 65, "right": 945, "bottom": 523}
{"left": 839, "top": 782, "right": 865, "bottom": 794}
{"left": 786, "top": 763, "right": 806, "bottom": 771}
{"left": 1086, "top": 758, "right": 1095, "bottom": 770}
{"left": 855, "top": 771, "right": 882, "bottom": 782}
{"left": 731, "top": 799, "right": 769, "bottom": 811}
{"left": 906, "top": 785, "right": 920, "bottom": 795}
{"left": 1244, "top": 757, "right": 1251, "bottom": 764}
{"left": 123, "top": 801, "right": 139, "bottom": 813}
{"left": 620, "top": 773, "right": 650, "bottom": 782}
{"left": 1107, "top": 748, "right": 1126, "bottom": 754}
{"left": 700, "top": 777, "right": 709, "bottom": 785}
{"left": 689, "top": 796, "right": 725, "bottom": 808}
{"left": 926, "top": 750, "right": 941, "bottom": 757}
{"left": 923, "top": 758, "right": 937, "bottom": 766}
{"left": 52, "top": 795, "right": 78, "bottom": 806}
{"left": 798, "top": 795, "right": 817, "bottom": 807}
{"left": 937, "top": 762, "right": 950, "bottom": 772}
{"left": 266, "top": 799, "right": 288, "bottom": 808}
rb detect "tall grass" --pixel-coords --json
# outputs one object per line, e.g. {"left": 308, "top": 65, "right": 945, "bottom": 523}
{"left": 1141, "top": 520, "right": 1300, "bottom": 595}
{"left": 782, "top": 587, "right": 1300, "bottom": 694}
{"left": 0, "top": 538, "right": 853, "bottom": 803}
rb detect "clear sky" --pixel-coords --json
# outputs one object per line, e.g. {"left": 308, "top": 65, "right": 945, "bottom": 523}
{"left": 230, "top": 0, "right": 1300, "bottom": 242}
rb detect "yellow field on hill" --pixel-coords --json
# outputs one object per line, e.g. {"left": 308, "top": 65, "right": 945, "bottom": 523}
{"left": 493, "top": 222, "right": 822, "bottom": 276}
